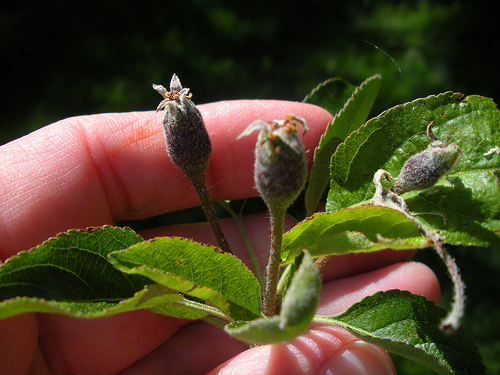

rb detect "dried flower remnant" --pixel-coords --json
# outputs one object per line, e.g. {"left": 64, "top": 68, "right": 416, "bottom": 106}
{"left": 483, "top": 146, "right": 500, "bottom": 156}
{"left": 153, "top": 74, "right": 231, "bottom": 254}
{"left": 238, "top": 114, "right": 309, "bottom": 212}
{"left": 391, "top": 122, "right": 461, "bottom": 195}
{"left": 238, "top": 114, "right": 308, "bottom": 316}
{"left": 371, "top": 169, "right": 408, "bottom": 213}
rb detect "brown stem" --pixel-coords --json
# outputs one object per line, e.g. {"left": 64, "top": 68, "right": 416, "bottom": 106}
{"left": 191, "top": 176, "right": 232, "bottom": 254}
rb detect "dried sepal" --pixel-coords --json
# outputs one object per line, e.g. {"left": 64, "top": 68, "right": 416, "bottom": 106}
{"left": 370, "top": 169, "right": 408, "bottom": 212}
{"left": 238, "top": 114, "right": 308, "bottom": 153}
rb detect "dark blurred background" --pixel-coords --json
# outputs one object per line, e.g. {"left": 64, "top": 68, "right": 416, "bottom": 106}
{"left": 1, "top": 0, "right": 499, "bottom": 373}
{"left": 1, "top": 0, "right": 498, "bottom": 144}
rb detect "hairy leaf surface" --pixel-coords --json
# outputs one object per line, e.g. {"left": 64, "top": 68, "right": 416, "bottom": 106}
{"left": 109, "top": 237, "right": 262, "bottom": 321}
{"left": 316, "top": 290, "right": 486, "bottom": 375}
{"left": 304, "top": 75, "right": 381, "bottom": 216}
{"left": 281, "top": 206, "right": 430, "bottom": 264}
{"left": 327, "top": 93, "right": 500, "bottom": 246}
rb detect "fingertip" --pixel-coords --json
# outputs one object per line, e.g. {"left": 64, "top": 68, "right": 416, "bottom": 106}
{"left": 318, "top": 261, "right": 441, "bottom": 315}
{"left": 208, "top": 325, "right": 392, "bottom": 375}
{"left": 315, "top": 341, "right": 395, "bottom": 375}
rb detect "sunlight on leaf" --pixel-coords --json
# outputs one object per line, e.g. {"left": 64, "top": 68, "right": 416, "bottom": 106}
{"left": 0, "top": 284, "right": 203, "bottom": 320}
{"left": 281, "top": 206, "right": 430, "bottom": 264}
{"left": 109, "top": 237, "right": 261, "bottom": 321}
{"left": 0, "top": 227, "right": 209, "bottom": 320}
{"left": 0, "top": 226, "right": 147, "bottom": 302}
{"left": 327, "top": 93, "right": 500, "bottom": 246}
{"left": 304, "top": 75, "right": 381, "bottom": 216}
{"left": 315, "top": 290, "right": 486, "bottom": 375}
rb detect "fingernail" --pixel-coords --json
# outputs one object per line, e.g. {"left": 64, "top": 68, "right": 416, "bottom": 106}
{"left": 315, "top": 341, "right": 395, "bottom": 375}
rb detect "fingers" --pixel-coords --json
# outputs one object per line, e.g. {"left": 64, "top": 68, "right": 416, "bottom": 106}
{"left": 115, "top": 262, "right": 439, "bottom": 375}
{"left": 37, "top": 310, "right": 187, "bottom": 375}
{"left": 0, "top": 100, "right": 331, "bottom": 372}
{"left": 32, "top": 209, "right": 437, "bottom": 375}
{"left": 0, "top": 314, "right": 39, "bottom": 374}
{"left": 0, "top": 100, "right": 332, "bottom": 258}
{"left": 117, "top": 321, "right": 249, "bottom": 375}
{"left": 207, "top": 325, "right": 395, "bottom": 375}
{"left": 207, "top": 262, "right": 439, "bottom": 375}
{"left": 119, "top": 323, "right": 393, "bottom": 375}
{"left": 140, "top": 213, "right": 417, "bottom": 282}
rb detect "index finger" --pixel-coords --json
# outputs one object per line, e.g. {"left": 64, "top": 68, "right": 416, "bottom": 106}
{"left": 0, "top": 100, "right": 332, "bottom": 258}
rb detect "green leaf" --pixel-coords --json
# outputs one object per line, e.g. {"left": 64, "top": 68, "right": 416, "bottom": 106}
{"left": 327, "top": 93, "right": 500, "bottom": 246}
{"left": 281, "top": 206, "right": 430, "bottom": 264}
{"left": 0, "top": 226, "right": 209, "bottom": 320}
{"left": 315, "top": 290, "right": 486, "bottom": 375}
{"left": 0, "top": 226, "right": 148, "bottom": 302}
{"left": 280, "top": 251, "right": 321, "bottom": 330}
{"left": 304, "top": 75, "right": 382, "bottom": 216}
{"left": 280, "top": 251, "right": 304, "bottom": 297}
{"left": 225, "top": 251, "right": 320, "bottom": 344}
{"left": 0, "top": 284, "right": 208, "bottom": 320}
{"left": 109, "top": 237, "right": 261, "bottom": 321}
{"left": 303, "top": 77, "right": 356, "bottom": 117}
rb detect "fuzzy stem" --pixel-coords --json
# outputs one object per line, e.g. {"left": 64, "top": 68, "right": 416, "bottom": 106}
{"left": 261, "top": 206, "right": 286, "bottom": 317}
{"left": 190, "top": 175, "right": 232, "bottom": 254}
{"left": 410, "top": 216, "right": 466, "bottom": 332}
{"left": 431, "top": 237, "right": 466, "bottom": 332}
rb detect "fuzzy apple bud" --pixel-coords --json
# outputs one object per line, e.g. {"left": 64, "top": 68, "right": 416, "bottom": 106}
{"left": 391, "top": 123, "right": 461, "bottom": 195}
{"left": 153, "top": 75, "right": 231, "bottom": 254}
{"left": 153, "top": 74, "right": 211, "bottom": 180}
{"left": 238, "top": 114, "right": 308, "bottom": 212}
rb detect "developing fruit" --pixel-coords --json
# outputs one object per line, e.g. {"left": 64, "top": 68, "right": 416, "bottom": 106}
{"left": 153, "top": 75, "right": 231, "bottom": 254}
{"left": 238, "top": 114, "right": 308, "bottom": 212}
{"left": 238, "top": 114, "right": 308, "bottom": 316}
{"left": 153, "top": 74, "right": 211, "bottom": 181}
{"left": 391, "top": 122, "right": 461, "bottom": 195}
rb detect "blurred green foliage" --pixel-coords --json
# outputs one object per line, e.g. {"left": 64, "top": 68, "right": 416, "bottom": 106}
{"left": 1, "top": 0, "right": 498, "bottom": 144}
{"left": 1, "top": 0, "right": 499, "bottom": 373}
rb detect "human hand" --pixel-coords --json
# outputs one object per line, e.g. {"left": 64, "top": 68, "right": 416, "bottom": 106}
{"left": 0, "top": 100, "right": 440, "bottom": 374}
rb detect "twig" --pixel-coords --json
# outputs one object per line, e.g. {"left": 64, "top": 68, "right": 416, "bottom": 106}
{"left": 191, "top": 176, "right": 232, "bottom": 254}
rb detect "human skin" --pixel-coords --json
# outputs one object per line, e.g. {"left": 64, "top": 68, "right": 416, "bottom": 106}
{"left": 0, "top": 100, "right": 440, "bottom": 374}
